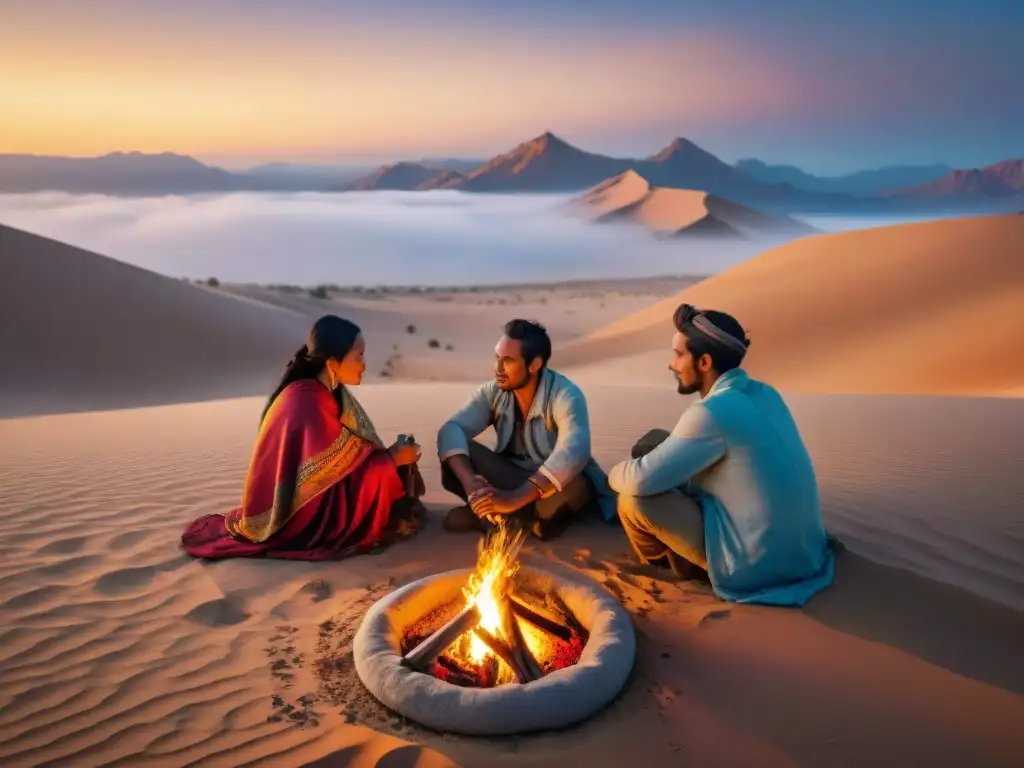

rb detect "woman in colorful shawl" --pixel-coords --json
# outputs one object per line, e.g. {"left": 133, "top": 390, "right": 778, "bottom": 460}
{"left": 181, "top": 315, "right": 426, "bottom": 560}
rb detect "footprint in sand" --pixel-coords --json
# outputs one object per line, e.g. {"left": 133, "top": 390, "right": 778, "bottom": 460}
{"left": 186, "top": 597, "right": 250, "bottom": 626}
{"left": 36, "top": 536, "right": 89, "bottom": 555}
{"left": 376, "top": 744, "right": 446, "bottom": 768}
{"left": 94, "top": 566, "right": 156, "bottom": 595}
{"left": 572, "top": 550, "right": 612, "bottom": 574}
{"left": 301, "top": 580, "right": 333, "bottom": 603}
{"left": 700, "top": 606, "right": 731, "bottom": 623}
{"left": 651, "top": 683, "right": 683, "bottom": 711}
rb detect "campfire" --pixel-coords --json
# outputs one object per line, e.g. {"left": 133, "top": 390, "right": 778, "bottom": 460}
{"left": 399, "top": 526, "right": 588, "bottom": 687}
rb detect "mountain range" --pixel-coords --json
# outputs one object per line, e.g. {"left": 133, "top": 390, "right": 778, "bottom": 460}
{"left": 734, "top": 159, "right": 953, "bottom": 196}
{"left": 2, "top": 136, "right": 1020, "bottom": 212}
{"left": 888, "top": 159, "right": 1024, "bottom": 198}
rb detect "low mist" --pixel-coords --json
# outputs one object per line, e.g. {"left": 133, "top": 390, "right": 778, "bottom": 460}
{"left": 0, "top": 191, "right": 929, "bottom": 287}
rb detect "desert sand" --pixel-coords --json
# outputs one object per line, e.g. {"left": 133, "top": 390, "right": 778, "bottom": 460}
{"left": 1, "top": 217, "right": 1023, "bottom": 767}
{"left": 0, "top": 223, "right": 699, "bottom": 418}
{"left": 571, "top": 170, "right": 816, "bottom": 238}
{"left": 561, "top": 213, "right": 1024, "bottom": 396}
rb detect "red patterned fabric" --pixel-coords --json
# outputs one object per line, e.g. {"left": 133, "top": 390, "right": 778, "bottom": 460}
{"left": 181, "top": 380, "right": 403, "bottom": 560}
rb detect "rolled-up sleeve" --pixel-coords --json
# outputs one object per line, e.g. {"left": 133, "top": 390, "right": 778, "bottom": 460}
{"left": 437, "top": 383, "right": 495, "bottom": 460}
{"left": 536, "top": 385, "right": 592, "bottom": 492}
{"left": 609, "top": 403, "right": 725, "bottom": 496}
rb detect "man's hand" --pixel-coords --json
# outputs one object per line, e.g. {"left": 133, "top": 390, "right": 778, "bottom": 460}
{"left": 470, "top": 486, "right": 533, "bottom": 519}
{"left": 462, "top": 473, "right": 491, "bottom": 498}
{"left": 488, "top": 489, "right": 530, "bottom": 516}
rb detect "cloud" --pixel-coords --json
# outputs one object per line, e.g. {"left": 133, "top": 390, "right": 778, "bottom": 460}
{"left": 0, "top": 191, "right": 783, "bottom": 286}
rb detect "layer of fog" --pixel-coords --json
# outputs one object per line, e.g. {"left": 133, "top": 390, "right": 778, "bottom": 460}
{"left": 0, "top": 191, "right": 946, "bottom": 287}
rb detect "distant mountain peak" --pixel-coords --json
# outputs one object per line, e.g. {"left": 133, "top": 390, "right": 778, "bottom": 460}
{"left": 345, "top": 161, "right": 440, "bottom": 191}
{"left": 511, "top": 131, "right": 578, "bottom": 157}
{"left": 649, "top": 137, "right": 720, "bottom": 164}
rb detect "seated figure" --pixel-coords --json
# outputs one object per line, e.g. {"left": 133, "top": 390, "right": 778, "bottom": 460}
{"left": 437, "top": 319, "right": 614, "bottom": 539}
{"left": 181, "top": 315, "right": 425, "bottom": 561}
{"left": 609, "top": 303, "right": 834, "bottom": 605}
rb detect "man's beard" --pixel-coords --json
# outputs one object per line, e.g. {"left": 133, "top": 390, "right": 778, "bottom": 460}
{"left": 676, "top": 379, "right": 700, "bottom": 395}
{"left": 675, "top": 366, "right": 702, "bottom": 395}
{"left": 498, "top": 371, "right": 532, "bottom": 391}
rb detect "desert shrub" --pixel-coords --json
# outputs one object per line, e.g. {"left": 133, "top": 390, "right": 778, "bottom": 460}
{"left": 206, "top": 277, "right": 220, "bottom": 287}
{"left": 309, "top": 285, "right": 330, "bottom": 299}
{"left": 406, "top": 324, "right": 416, "bottom": 334}
{"left": 428, "top": 339, "right": 440, "bottom": 349}
{"left": 445, "top": 343, "right": 454, "bottom": 351}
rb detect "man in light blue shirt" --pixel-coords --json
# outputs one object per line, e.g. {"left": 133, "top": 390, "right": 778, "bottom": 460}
{"left": 437, "top": 319, "right": 615, "bottom": 540}
{"left": 609, "top": 303, "right": 834, "bottom": 605}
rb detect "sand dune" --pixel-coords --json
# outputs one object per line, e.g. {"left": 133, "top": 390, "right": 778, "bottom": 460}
{"left": 571, "top": 170, "right": 817, "bottom": 238}
{"left": 0, "top": 222, "right": 695, "bottom": 416}
{"left": 0, "top": 384, "right": 1021, "bottom": 767}
{"left": 559, "top": 214, "right": 1024, "bottom": 396}
{"left": 0, "top": 224, "right": 309, "bottom": 416}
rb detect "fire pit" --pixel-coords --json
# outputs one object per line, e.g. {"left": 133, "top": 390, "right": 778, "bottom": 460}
{"left": 353, "top": 528, "right": 635, "bottom": 735}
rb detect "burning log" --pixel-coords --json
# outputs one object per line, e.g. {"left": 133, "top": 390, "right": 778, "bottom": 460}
{"left": 481, "top": 655, "right": 499, "bottom": 687}
{"left": 432, "top": 657, "right": 479, "bottom": 688}
{"left": 402, "top": 603, "right": 481, "bottom": 672}
{"left": 502, "top": 598, "right": 544, "bottom": 682}
{"left": 508, "top": 593, "right": 573, "bottom": 642}
{"left": 549, "top": 592, "right": 586, "bottom": 638}
{"left": 474, "top": 625, "right": 531, "bottom": 684}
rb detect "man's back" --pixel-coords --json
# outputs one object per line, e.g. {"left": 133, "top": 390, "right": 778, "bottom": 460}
{"left": 695, "top": 369, "right": 833, "bottom": 604}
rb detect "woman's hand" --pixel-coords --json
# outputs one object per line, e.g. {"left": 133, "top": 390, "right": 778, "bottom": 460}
{"left": 388, "top": 440, "right": 422, "bottom": 466}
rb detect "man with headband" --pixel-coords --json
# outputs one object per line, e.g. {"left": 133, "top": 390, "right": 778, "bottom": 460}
{"left": 608, "top": 303, "right": 834, "bottom": 605}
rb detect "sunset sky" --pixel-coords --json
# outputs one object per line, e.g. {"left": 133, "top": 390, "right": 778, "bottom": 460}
{"left": 2, "top": 0, "right": 1021, "bottom": 174}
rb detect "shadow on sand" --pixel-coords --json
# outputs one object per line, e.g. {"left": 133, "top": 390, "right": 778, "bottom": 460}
{"left": 807, "top": 551, "right": 1024, "bottom": 693}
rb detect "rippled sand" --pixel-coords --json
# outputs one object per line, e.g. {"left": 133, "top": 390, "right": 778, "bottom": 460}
{"left": 1, "top": 384, "right": 1021, "bottom": 767}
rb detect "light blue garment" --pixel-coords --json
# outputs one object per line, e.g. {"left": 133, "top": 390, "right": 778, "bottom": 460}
{"left": 609, "top": 368, "right": 834, "bottom": 605}
{"left": 437, "top": 368, "right": 617, "bottom": 521}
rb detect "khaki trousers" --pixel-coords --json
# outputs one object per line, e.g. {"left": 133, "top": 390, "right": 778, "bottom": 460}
{"left": 618, "top": 428, "right": 708, "bottom": 570}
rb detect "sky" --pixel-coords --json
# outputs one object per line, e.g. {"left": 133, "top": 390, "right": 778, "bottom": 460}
{"left": 2, "top": 0, "right": 1021, "bottom": 175}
